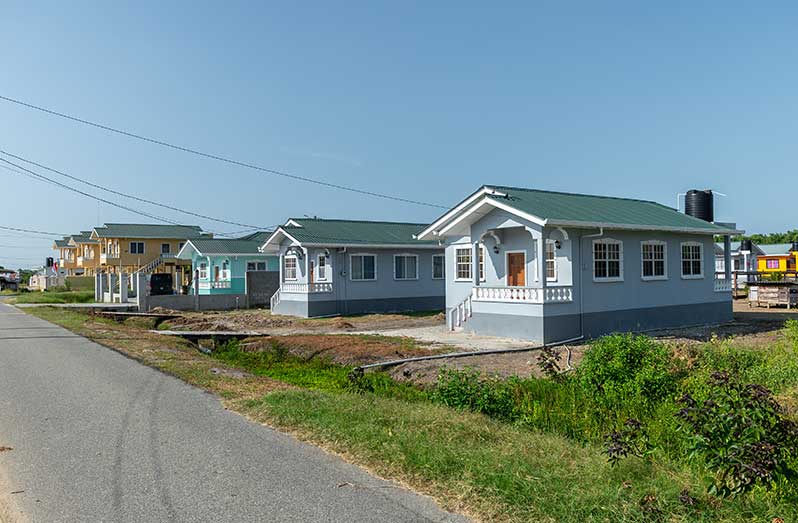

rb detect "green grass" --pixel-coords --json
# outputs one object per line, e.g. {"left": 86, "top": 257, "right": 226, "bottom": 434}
{"left": 243, "top": 389, "right": 797, "bottom": 523}
{"left": 212, "top": 340, "right": 427, "bottom": 401}
{"left": 65, "top": 276, "right": 95, "bottom": 291}
{"left": 11, "top": 290, "right": 95, "bottom": 304}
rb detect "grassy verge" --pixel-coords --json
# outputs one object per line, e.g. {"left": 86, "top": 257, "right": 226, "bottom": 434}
{"left": 10, "top": 290, "right": 95, "bottom": 304}
{"left": 22, "top": 306, "right": 798, "bottom": 522}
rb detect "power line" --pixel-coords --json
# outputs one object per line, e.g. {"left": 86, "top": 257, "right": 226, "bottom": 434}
{"left": 0, "top": 225, "right": 68, "bottom": 236}
{"left": 0, "top": 148, "right": 269, "bottom": 230}
{"left": 0, "top": 157, "right": 184, "bottom": 225}
{"left": 0, "top": 93, "right": 448, "bottom": 210}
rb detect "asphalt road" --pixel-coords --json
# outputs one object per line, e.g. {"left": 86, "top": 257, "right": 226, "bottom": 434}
{"left": 0, "top": 303, "right": 466, "bottom": 522}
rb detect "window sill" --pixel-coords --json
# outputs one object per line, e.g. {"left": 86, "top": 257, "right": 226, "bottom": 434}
{"left": 593, "top": 277, "right": 624, "bottom": 283}
{"left": 351, "top": 278, "right": 377, "bottom": 282}
{"left": 641, "top": 276, "right": 668, "bottom": 282}
{"left": 394, "top": 277, "right": 419, "bottom": 281}
{"left": 681, "top": 275, "right": 704, "bottom": 280}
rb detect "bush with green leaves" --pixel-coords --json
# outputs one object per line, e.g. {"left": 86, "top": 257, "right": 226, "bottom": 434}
{"left": 577, "top": 334, "right": 678, "bottom": 406}
{"left": 432, "top": 368, "right": 520, "bottom": 421}
{"left": 675, "top": 371, "right": 798, "bottom": 498}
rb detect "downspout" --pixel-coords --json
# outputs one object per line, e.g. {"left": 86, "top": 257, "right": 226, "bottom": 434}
{"left": 579, "top": 227, "right": 604, "bottom": 340}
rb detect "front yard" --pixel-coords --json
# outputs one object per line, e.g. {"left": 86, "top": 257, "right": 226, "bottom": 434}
{"left": 21, "top": 305, "right": 798, "bottom": 522}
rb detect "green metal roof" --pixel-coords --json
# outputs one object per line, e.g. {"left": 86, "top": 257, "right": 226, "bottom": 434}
{"left": 53, "top": 237, "right": 72, "bottom": 248}
{"left": 758, "top": 243, "right": 794, "bottom": 256}
{"left": 279, "top": 218, "right": 438, "bottom": 246}
{"left": 70, "top": 231, "right": 98, "bottom": 244}
{"left": 184, "top": 238, "right": 269, "bottom": 256}
{"left": 93, "top": 223, "right": 205, "bottom": 239}
{"left": 236, "top": 231, "right": 272, "bottom": 243}
{"left": 486, "top": 185, "right": 735, "bottom": 233}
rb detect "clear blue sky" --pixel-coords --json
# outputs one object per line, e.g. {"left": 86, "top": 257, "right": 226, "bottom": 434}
{"left": 1, "top": 1, "right": 796, "bottom": 268}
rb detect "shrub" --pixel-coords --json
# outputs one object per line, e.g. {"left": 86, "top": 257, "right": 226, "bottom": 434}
{"left": 676, "top": 371, "right": 798, "bottom": 498}
{"left": 432, "top": 368, "right": 520, "bottom": 421}
{"left": 577, "top": 334, "right": 677, "bottom": 406}
{"left": 603, "top": 418, "right": 654, "bottom": 467}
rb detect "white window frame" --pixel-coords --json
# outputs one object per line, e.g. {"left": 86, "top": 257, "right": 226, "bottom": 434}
{"left": 199, "top": 262, "right": 208, "bottom": 280}
{"left": 454, "top": 245, "right": 486, "bottom": 282}
{"left": 161, "top": 243, "right": 171, "bottom": 255}
{"left": 220, "top": 260, "right": 230, "bottom": 280}
{"left": 284, "top": 255, "right": 298, "bottom": 281}
{"left": 317, "top": 254, "right": 329, "bottom": 281}
{"left": 640, "top": 240, "right": 668, "bottom": 281}
{"left": 432, "top": 254, "right": 445, "bottom": 280}
{"left": 393, "top": 254, "right": 419, "bottom": 281}
{"left": 504, "top": 249, "right": 527, "bottom": 286}
{"left": 130, "top": 241, "right": 145, "bottom": 255}
{"left": 350, "top": 253, "right": 377, "bottom": 281}
{"left": 680, "top": 241, "right": 704, "bottom": 279}
{"left": 545, "top": 240, "right": 557, "bottom": 282}
{"left": 592, "top": 238, "right": 624, "bottom": 282}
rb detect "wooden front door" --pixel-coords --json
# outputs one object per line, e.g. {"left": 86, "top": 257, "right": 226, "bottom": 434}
{"left": 309, "top": 260, "right": 315, "bottom": 284}
{"left": 214, "top": 266, "right": 220, "bottom": 281}
{"left": 507, "top": 252, "right": 526, "bottom": 287}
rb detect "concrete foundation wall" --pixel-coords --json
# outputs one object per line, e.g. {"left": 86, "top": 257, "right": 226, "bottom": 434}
{"left": 246, "top": 271, "right": 279, "bottom": 307}
{"left": 273, "top": 296, "right": 444, "bottom": 318}
{"left": 465, "top": 300, "right": 732, "bottom": 343}
{"left": 141, "top": 294, "right": 249, "bottom": 312}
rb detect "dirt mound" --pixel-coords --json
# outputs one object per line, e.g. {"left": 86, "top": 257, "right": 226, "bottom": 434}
{"left": 244, "top": 334, "right": 447, "bottom": 366}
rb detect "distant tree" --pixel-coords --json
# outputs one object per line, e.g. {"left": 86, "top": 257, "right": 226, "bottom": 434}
{"left": 731, "top": 230, "right": 798, "bottom": 245}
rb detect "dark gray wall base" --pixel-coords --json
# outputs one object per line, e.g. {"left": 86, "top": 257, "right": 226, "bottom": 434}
{"left": 275, "top": 295, "right": 445, "bottom": 318}
{"left": 143, "top": 294, "right": 249, "bottom": 312}
{"left": 464, "top": 313, "right": 544, "bottom": 343}
{"left": 579, "top": 300, "right": 732, "bottom": 340}
{"left": 464, "top": 301, "right": 732, "bottom": 343}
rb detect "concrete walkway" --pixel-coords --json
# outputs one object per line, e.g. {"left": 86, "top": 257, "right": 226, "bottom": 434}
{"left": 0, "top": 303, "right": 466, "bottom": 523}
{"left": 352, "top": 324, "right": 535, "bottom": 351}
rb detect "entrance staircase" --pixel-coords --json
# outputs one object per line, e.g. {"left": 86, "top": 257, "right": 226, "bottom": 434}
{"left": 448, "top": 294, "right": 472, "bottom": 331}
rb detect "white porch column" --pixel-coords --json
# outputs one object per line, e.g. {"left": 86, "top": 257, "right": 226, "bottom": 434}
{"left": 524, "top": 226, "right": 541, "bottom": 285}
{"left": 472, "top": 241, "right": 480, "bottom": 286}
{"left": 537, "top": 235, "right": 547, "bottom": 293}
{"left": 723, "top": 235, "right": 732, "bottom": 281}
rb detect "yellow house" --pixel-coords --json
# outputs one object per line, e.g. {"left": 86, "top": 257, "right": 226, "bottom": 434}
{"left": 756, "top": 243, "right": 798, "bottom": 274}
{"left": 90, "top": 223, "right": 208, "bottom": 277}
{"left": 68, "top": 231, "right": 102, "bottom": 277}
{"left": 52, "top": 234, "right": 80, "bottom": 276}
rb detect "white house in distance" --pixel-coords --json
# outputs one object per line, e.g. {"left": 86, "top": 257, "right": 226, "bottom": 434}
{"left": 416, "top": 185, "right": 741, "bottom": 343}
{"left": 262, "top": 218, "right": 445, "bottom": 317}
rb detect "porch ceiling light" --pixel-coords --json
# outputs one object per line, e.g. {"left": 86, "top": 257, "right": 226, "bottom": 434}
{"left": 555, "top": 240, "right": 562, "bottom": 249}
{"left": 493, "top": 245, "right": 500, "bottom": 254}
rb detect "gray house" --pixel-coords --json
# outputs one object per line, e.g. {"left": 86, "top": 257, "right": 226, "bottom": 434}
{"left": 262, "top": 218, "right": 445, "bottom": 317}
{"left": 416, "top": 185, "right": 741, "bottom": 343}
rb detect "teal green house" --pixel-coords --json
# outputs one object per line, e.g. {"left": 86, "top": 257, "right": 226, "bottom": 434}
{"left": 176, "top": 232, "right": 278, "bottom": 295}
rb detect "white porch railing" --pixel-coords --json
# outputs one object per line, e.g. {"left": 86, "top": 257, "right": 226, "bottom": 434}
{"left": 210, "top": 281, "right": 231, "bottom": 289}
{"left": 714, "top": 278, "right": 733, "bottom": 293}
{"left": 449, "top": 294, "right": 472, "bottom": 330}
{"left": 471, "top": 285, "right": 573, "bottom": 304}
{"left": 270, "top": 289, "right": 281, "bottom": 310}
{"left": 282, "top": 282, "right": 334, "bottom": 293}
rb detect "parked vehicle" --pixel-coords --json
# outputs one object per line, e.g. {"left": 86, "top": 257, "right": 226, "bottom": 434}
{"left": 0, "top": 270, "right": 20, "bottom": 291}
{"left": 149, "top": 273, "right": 174, "bottom": 296}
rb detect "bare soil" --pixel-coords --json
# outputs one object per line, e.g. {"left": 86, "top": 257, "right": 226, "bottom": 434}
{"left": 244, "top": 334, "right": 452, "bottom": 367}
{"left": 152, "top": 299, "right": 797, "bottom": 386}
{"left": 163, "top": 309, "right": 445, "bottom": 335}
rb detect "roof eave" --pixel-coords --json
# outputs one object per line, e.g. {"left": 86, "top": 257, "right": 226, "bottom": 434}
{"left": 546, "top": 219, "right": 743, "bottom": 235}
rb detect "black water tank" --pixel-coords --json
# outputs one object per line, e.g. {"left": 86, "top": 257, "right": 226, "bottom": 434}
{"left": 685, "top": 189, "right": 714, "bottom": 222}
{"left": 741, "top": 240, "right": 752, "bottom": 252}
